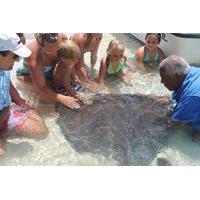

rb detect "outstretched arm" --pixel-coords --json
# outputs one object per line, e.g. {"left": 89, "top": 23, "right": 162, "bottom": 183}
{"left": 10, "top": 81, "right": 32, "bottom": 109}
{"left": 97, "top": 57, "right": 107, "bottom": 84}
{"left": 63, "top": 64, "right": 76, "bottom": 97}
{"left": 76, "top": 53, "right": 89, "bottom": 82}
{"left": 123, "top": 53, "right": 128, "bottom": 67}
{"left": 90, "top": 33, "right": 102, "bottom": 68}
{"left": 27, "top": 56, "right": 80, "bottom": 109}
{"left": 90, "top": 50, "right": 97, "bottom": 69}
{"left": 169, "top": 96, "right": 200, "bottom": 130}
{"left": 72, "top": 34, "right": 89, "bottom": 82}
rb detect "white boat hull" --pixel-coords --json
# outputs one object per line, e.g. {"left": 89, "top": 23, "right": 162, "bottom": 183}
{"left": 129, "top": 33, "right": 200, "bottom": 65}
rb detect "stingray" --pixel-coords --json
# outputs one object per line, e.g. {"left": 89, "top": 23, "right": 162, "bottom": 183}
{"left": 55, "top": 93, "right": 170, "bottom": 165}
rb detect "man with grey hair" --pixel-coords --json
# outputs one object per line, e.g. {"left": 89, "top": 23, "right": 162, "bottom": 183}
{"left": 159, "top": 55, "right": 200, "bottom": 133}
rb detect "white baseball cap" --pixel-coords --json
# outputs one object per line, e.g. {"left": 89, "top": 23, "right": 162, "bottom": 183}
{"left": 0, "top": 33, "right": 31, "bottom": 58}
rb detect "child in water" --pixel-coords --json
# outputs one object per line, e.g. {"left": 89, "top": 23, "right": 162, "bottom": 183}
{"left": 0, "top": 34, "right": 48, "bottom": 156}
{"left": 97, "top": 39, "right": 127, "bottom": 84}
{"left": 133, "top": 33, "right": 165, "bottom": 67}
{"left": 53, "top": 40, "right": 82, "bottom": 97}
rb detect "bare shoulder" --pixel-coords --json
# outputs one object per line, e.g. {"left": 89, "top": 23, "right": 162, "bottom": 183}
{"left": 59, "top": 33, "right": 68, "bottom": 41}
{"left": 71, "top": 33, "right": 87, "bottom": 45}
{"left": 136, "top": 46, "right": 145, "bottom": 55}
{"left": 27, "top": 39, "right": 38, "bottom": 53}
{"left": 135, "top": 46, "right": 145, "bottom": 61}
{"left": 26, "top": 40, "right": 42, "bottom": 68}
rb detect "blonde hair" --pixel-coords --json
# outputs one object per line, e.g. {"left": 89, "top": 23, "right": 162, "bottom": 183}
{"left": 107, "top": 39, "right": 125, "bottom": 56}
{"left": 57, "top": 40, "right": 81, "bottom": 61}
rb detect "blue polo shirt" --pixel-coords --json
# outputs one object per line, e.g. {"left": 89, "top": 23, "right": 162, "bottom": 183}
{"left": 0, "top": 69, "right": 11, "bottom": 111}
{"left": 172, "top": 66, "right": 200, "bottom": 129}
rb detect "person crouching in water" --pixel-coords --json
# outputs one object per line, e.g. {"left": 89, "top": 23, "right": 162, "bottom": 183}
{"left": 97, "top": 39, "right": 127, "bottom": 84}
{"left": 53, "top": 40, "right": 81, "bottom": 98}
{"left": 70, "top": 33, "right": 102, "bottom": 82}
{"left": 134, "top": 33, "right": 165, "bottom": 67}
{"left": 16, "top": 33, "right": 80, "bottom": 110}
{"left": 159, "top": 55, "right": 200, "bottom": 141}
{"left": 0, "top": 34, "right": 48, "bottom": 156}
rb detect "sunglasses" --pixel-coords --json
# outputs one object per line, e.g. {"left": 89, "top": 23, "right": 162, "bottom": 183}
{"left": 40, "top": 33, "right": 59, "bottom": 43}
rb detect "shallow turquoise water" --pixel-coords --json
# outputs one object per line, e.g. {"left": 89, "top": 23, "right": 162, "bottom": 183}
{"left": 1, "top": 33, "right": 200, "bottom": 166}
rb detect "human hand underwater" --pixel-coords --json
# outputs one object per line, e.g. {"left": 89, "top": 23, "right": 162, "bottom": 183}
{"left": 59, "top": 95, "right": 80, "bottom": 110}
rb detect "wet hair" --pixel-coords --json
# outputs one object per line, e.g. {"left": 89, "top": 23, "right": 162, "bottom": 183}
{"left": 0, "top": 51, "right": 10, "bottom": 57}
{"left": 57, "top": 40, "right": 81, "bottom": 61}
{"left": 34, "top": 33, "right": 59, "bottom": 46}
{"left": 159, "top": 55, "right": 189, "bottom": 77}
{"left": 107, "top": 39, "right": 125, "bottom": 56}
{"left": 16, "top": 33, "right": 24, "bottom": 38}
{"left": 145, "top": 33, "right": 161, "bottom": 44}
{"left": 16, "top": 33, "right": 26, "bottom": 44}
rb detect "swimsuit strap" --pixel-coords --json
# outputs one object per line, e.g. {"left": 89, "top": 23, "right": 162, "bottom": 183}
{"left": 155, "top": 48, "right": 159, "bottom": 62}
{"left": 107, "top": 56, "right": 125, "bottom": 75}
{"left": 143, "top": 47, "right": 150, "bottom": 62}
{"left": 144, "top": 47, "right": 159, "bottom": 62}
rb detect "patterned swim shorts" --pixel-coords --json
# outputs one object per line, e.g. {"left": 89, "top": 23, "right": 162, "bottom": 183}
{"left": 0, "top": 105, "right": 30, "bottom": 132}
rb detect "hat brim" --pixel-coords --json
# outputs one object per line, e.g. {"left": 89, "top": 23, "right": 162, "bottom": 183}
{"left": 12, "top": 43, "right": 32, "bottom": 58}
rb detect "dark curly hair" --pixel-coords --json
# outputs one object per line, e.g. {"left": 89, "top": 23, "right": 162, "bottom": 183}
{"left": 34, "top": 33, "right": 59, "bottom": 46}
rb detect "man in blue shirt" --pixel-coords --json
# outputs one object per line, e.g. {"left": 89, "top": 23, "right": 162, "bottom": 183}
{"left": 0, "top": 34, "right": 48, "bottom": 156}
{"left": 159, "top": 55, "right": 200, "bottom": 136}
